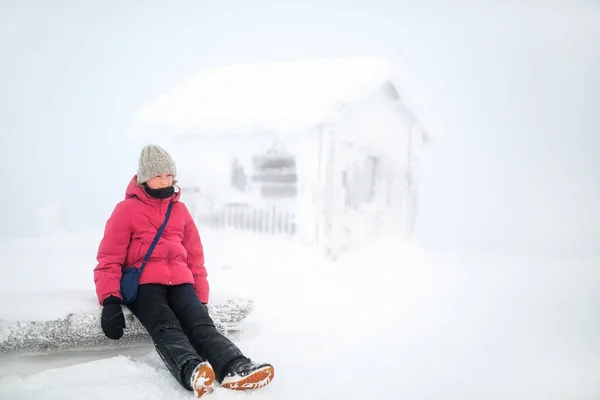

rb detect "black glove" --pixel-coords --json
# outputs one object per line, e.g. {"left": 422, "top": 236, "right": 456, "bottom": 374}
{"left": 101, "top": 296, "right": 125, "bottom": 340}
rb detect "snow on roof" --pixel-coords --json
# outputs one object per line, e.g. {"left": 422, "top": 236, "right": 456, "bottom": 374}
{"left": 129, "top": 56, "right": 434, "bottom": 139}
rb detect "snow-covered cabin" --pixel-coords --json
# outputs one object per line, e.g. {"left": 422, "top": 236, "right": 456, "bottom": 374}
{"left": 129, "top": 57, "right": 430, "bottom": 256}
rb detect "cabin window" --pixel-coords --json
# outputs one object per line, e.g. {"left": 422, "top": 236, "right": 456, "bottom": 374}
{"left": 345, "top": 155, "right": 379, "bottom": 208}
{"left": 251, "top": 150, "right": 298, "bottom": 198}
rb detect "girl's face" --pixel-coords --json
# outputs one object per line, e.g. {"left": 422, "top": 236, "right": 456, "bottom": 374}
{"left": 145, "top": 174, "right": 174, "bottom": 190}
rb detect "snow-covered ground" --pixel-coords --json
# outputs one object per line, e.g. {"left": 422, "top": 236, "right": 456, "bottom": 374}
{"left": 0, "top": 229, "right": 598, "bottom": 399}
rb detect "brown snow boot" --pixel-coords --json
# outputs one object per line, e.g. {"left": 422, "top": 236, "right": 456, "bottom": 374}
{"left": 190, "top": 361, "right": 215, "bottom": 398}
{"left": 220, "top": 357, "right": 274, "bottom": 391}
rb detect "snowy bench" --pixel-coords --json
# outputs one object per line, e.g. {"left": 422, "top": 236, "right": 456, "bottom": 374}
{"left": 0, "top": 298, "right": 253, "bottom": 354}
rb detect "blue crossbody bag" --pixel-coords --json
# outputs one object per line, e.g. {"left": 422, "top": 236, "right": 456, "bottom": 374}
{"left": 120, "top": 202, "right": 173, "bottom": 304}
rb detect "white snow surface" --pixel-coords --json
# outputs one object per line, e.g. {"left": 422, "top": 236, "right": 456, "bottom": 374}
{"left": 0, "top": 230, "right": 599, "bottom": 399}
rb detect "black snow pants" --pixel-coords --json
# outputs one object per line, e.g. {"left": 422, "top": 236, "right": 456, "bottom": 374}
{"left": 128, "top": 283, "right": 244, "bottom": 390}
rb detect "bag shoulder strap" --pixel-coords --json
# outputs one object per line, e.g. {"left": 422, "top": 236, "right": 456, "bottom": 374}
{"left": 139, "top": 202, "right": 173, "bottom": 272}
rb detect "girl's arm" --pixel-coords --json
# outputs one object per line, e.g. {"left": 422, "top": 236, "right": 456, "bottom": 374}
{"left": 93, "top": 201, "right": 132, "bottom": 305}
{"left": 183, "top": 205, "right": 210, "bottom": 304}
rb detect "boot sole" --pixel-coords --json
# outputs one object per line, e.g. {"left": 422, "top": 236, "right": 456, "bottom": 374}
{"left": 192, "top": 363, "right": 215, "bottom": 398}
{"left": 221, "top": 365, "right": 275, "bottom": 391}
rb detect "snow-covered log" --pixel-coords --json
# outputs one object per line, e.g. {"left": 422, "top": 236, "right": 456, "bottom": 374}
{"left": 0, "top": 299, "right": 252, "bottom": 354}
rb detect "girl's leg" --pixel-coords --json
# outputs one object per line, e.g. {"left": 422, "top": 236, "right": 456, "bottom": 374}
{"left": 129, "top": 284, "right": 207, "bottom": 392}
{"left": 167, "top": 284, "right": 244, "bottom": 381}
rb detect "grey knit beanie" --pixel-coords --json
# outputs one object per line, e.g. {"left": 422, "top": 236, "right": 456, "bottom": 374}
{"left": 137, "top": 144, "right": 177, "bottom": 184}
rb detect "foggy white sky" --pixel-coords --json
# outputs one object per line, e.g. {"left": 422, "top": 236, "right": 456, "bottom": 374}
{"left": 0, "top": 1, "right": 598, "bottom": 255}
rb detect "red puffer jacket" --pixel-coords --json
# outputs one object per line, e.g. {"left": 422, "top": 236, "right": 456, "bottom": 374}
{"left": 93, "top": 175, "right": 209, "bottom": 305}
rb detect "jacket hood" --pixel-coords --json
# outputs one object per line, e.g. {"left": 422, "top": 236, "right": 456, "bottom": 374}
{"left": 125, "top": 175, "right": 181, "bottom": 204}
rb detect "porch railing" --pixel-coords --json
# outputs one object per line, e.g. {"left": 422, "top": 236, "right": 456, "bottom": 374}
{"left": 196, "top": 202, "right": 296, "bottom": 236}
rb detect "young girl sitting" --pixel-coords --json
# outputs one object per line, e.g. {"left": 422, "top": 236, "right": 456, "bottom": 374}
{"left": 93, "top": 144, "right": 274, "bottom": 397}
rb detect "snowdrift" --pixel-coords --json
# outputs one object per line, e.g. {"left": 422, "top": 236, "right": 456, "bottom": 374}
{"left": 0, "top": 298, "right": 252, "bottom": 354}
